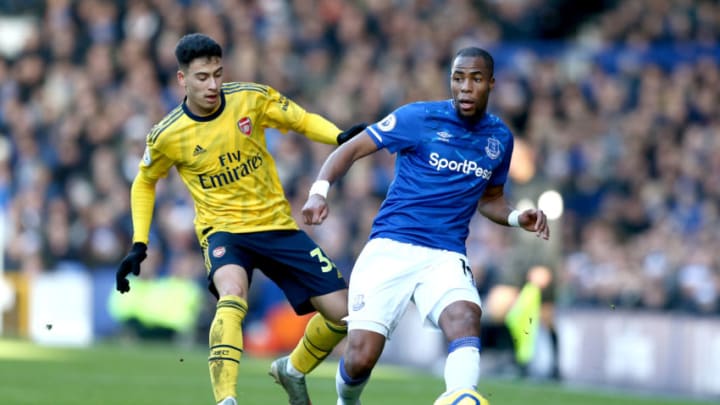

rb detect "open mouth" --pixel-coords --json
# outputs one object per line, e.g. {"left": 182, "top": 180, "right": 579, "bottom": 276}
{"left": 457, "top": 99, "right": 475, "bottom": 110}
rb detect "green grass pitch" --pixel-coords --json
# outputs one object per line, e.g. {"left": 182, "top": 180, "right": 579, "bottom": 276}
{"left": 0, "top": 339, "right": 712, "bottom": 405}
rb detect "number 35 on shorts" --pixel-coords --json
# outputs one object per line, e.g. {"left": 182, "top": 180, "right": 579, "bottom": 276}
{"left": 310, "top": 247, "right": 342, "bottom": 278}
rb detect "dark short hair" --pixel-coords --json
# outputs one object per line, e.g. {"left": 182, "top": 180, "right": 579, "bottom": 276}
{"left": 175, "top": 33, "right": 223, "bottom": 69}
{"left": 454, "top": 47, "right": 494, "bottom": 77}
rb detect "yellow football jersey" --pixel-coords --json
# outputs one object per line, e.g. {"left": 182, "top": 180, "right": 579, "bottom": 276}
{"left": 132, "top": 82, "right": 341, "bottom": 243}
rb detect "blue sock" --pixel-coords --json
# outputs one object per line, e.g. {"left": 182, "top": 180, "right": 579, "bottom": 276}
{"left": 336, "top": 356, "right": 370, "bottom": 404}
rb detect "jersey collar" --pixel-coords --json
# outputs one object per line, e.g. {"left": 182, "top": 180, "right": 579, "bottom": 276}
{"left": 182, "top": 90, "right": 226, "bottom": 122}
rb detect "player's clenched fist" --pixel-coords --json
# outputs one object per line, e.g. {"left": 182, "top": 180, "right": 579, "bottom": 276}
{"left": 302, "top": 194, "right": 329, "bottom": 225}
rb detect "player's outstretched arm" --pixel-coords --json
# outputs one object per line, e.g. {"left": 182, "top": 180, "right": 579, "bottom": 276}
{"left": 299, "top": 113, "right": 367, "bottom": 145}
{"left": 116, "top": 173, "right": 158, "bottom": 293}
{"left": 336, "top": 122, "right": 368, "bottom": 145}
{"left": 302, "top": 133, "right": 377, "bottom": 225}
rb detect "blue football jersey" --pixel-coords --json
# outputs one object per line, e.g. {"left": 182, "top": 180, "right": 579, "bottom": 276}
{"left": 365, "top": 100, "right": 514, "bottom": 254}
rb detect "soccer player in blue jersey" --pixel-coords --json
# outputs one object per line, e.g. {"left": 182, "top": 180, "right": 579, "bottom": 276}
{"left": 302, "top": 47, "right": 550, "bottom": 404}
{"left": 114, "top": 33, "right": 364, "bottom": 405}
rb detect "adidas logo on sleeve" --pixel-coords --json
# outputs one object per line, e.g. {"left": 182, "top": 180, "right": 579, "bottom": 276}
{"left": 193, "top": 145, "right": 207, "bottom": 156}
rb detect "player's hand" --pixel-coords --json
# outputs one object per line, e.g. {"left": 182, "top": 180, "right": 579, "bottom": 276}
{"left": 519, "top": 209, "right": 550, "bottom": 240}
{"left": 302, "top": 195, "right": 329, "bottom": 225}
{"left": 116, "top": 242, "right": 148, "bottom": 293}
{"left": 337, "top": 123, "right": 368, "bottom": 145}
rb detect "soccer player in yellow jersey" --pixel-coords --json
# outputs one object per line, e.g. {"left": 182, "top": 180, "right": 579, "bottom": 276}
{"left": 115, "top": 33, "right": 365, "bottom": 405}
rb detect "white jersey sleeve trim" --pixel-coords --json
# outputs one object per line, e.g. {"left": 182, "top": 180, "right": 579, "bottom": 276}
{"left": 367, "top": 126, "right": 383, "bottom": 143}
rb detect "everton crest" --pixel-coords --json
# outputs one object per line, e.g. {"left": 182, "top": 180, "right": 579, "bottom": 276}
{"left": 485, "top": 137, "right": 501, "bottom": 159}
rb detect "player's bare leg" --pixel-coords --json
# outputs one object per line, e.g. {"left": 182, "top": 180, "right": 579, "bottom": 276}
{"left": 335, "top": 329, "right": 385, "bottom": 405}
{"left": 438, "top": 300, "right": 483, "bottom": 392}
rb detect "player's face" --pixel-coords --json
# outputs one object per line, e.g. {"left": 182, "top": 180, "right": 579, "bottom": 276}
{"left": 450, "top": 56, "right": 494, "bottom": 120}
{"left": 178, "top": 56, "right": 223, "bottom": 116}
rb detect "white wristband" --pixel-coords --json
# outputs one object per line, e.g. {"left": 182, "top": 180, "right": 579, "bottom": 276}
{"left": 308, "top": 180, "right": 330, "bottom": 198}
{"left": 507, "top": 210, "right": 521, "bottom": 227}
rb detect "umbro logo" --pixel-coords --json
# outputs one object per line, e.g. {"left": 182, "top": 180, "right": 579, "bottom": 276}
{"left": 436, "top": 131, "right": 453, "bottom": 142}
{"left": 193, "top": 145, "right": 207, "bottom": 156}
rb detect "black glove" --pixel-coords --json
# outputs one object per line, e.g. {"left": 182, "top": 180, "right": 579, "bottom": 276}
{"left": 336, "top": 122, "right": 368, "bottom": 145}
{"left": 116, "top": 242, "right": 148, "bottom": 293}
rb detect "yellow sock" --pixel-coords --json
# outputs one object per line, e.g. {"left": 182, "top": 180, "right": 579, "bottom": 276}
{"left": 289, "top": 313, "right": 347, "bottom": 374}
{"left": 505, "top": 284, "right": 541, "bottom": 365}
{"left": 208, "top": 295, "right": 247, "bottom": 402}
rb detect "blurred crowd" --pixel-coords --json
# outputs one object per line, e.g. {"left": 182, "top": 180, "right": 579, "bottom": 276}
{"left": 1, "top": 0, "right": 719, "bottom": 336}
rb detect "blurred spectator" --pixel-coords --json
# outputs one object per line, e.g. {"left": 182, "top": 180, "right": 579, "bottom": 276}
{"left": 1, "top": 0, "right": 719, "bottom": 348}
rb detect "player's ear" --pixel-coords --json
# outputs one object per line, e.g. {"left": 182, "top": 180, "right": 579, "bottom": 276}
{"left": 177, "top": 69, "right": 186, "bottom": 86}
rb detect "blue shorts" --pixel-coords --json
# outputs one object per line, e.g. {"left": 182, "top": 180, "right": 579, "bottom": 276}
{"left": 202, "top": 230, "right": 347, "bottom": 315}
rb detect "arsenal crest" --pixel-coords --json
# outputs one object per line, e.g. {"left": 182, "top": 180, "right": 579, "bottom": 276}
{"left": 237, "top": 117, "right": 252, "bottom": 136}
{"left": 212, "top": 246, "right": 226, "bottom": 258}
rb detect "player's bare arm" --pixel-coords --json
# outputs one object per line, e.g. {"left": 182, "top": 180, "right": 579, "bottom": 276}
{"left": 302, "top": 131, "right": 377, "bottom": 225}
{"left": 477, "top": 184, "right": 550, "bottom": 240}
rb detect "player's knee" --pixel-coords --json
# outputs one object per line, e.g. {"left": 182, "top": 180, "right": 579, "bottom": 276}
{"left": 344, "top": 348, "right": 377, "bottom": 378}
{"left": 344, "top": 333, "right": 383, "bottom": 377}
{"left": 218, "top": 287, "right": 246, "bottom": 298}
{"left": 215, "top": 281, "right": 247, "bottom": 299}
{"left": 319, "top": 304, "right": 347, "bottom": 325}
{"left": 311, "top": 289, "right": 348, "bottom": 323}
{"left": 212, "top": 265, "right": 249, "bottom": 298}
{"left": 440, "top": 301, "right": 482, "bottom": 339}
